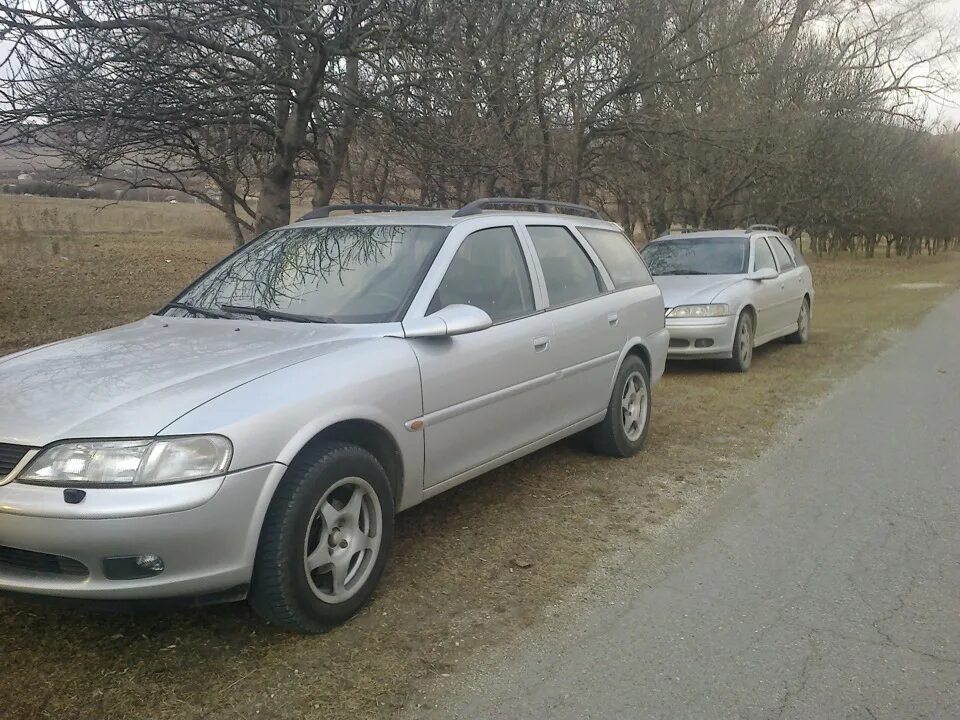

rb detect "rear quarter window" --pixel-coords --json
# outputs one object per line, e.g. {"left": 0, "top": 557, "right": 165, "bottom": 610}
{"left": 779, "top": 236, "right": 806, "bottom": 266}
{"left": 577, "top": 227, "right": 653, "bottom": 288}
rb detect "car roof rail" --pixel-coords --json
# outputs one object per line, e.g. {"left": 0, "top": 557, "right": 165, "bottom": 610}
{"left": 453, "top": 197, "right": 603, "bottom": 220}
{"left": 655, "top": 227, "right": 706, "bottom": 237}
{"left": 747, "top": 223, "right": 781, "bottom": 232}
{"left": 297, "top": 204, "right": 437, "bottom": 221}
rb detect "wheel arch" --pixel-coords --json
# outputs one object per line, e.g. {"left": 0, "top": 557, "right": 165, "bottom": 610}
{"left": 608, "top": 333, "right": 664, "bottom": 399}
{"left": 739, "top": 303, "right": 757, "bottom": 325}
{"left": 287, "top": 419, "right": 405, "bottom": 508}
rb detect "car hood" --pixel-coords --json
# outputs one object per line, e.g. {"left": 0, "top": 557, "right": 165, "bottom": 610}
{"left": 0, "top": 315, "right": 375, "bottom": 445}
{"left": 653, "top": 274, "right": 743, "bottom": 309}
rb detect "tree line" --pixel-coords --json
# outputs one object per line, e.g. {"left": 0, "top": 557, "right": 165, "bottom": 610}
{"left": 1, "top": 0, "right": 958, "bottom": 252}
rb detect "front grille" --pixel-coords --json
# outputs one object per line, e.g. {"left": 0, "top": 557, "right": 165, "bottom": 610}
{"left": 0, "top": 443, "right": 33, "bottom": 478}
{"left": 669, "top": 338, "right": 690, "bottom": 348}
{"left": 0, "top": 544, "right": 89, "bottom": 578}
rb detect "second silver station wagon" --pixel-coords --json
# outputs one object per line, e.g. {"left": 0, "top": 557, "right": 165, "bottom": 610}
{"left": 0, "top": 198, "right": 668, "bottom": 632}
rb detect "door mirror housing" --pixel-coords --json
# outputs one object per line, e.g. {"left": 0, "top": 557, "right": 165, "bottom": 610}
{"left": 748, "top": 267, "right": 778, "bottom": 281}
{"left": 403, "top": 304, "right": 493, "bottom": 338}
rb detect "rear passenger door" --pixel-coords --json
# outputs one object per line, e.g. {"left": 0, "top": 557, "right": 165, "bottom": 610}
{"left": 522, "top": 223, "right": 621, "bottom": 430}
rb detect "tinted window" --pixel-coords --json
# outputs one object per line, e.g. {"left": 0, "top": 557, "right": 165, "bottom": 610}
{"left": 527, "top": 225, "right": 603, "bottom": 306}
{"left": 429, "top": 227, "right": 535, "bottom": 323}
{"left": 578, "top": 227, "right": 652, "bottom": 288}
{"left": 769, "top": 237, "right": 796, "bottom": 271}
{"left": 173, "top": 224, "right": 448, "bottom": 323}
{"left": 754, "top": 238, "right": 777, "bottom": 272}
{"left": 639, "top": 237, "right": 749, "bottom": 275}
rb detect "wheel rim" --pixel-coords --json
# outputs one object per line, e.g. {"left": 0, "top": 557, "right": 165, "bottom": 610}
{"left": 303, "top": 476, "right": 382, "bottom": 603}
{"left": 798, "top": 302, "right": 810, "bottom": 340}
{"left": 620, "top": 370, "right": 648, "bottom": 442}
{"left": 739, "top": 318, "right": 753, "bottom": 365}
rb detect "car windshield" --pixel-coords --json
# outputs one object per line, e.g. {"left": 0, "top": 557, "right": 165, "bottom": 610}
{"left": 640, "top": 237, "right": 749, "bottom": 275}
{"left": 167, "top": 224, "right": 449, "bottom": 323}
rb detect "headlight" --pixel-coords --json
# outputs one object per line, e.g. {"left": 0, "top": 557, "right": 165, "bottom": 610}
{"left": 17, "top": 436, "right": 232, "bottom": 487}
{"left": 667, "top": 304, "right": 730, "bottom": 318}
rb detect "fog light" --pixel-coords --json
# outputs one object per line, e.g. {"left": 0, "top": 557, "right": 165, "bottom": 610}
{"left": 103, "top": 554, "right": 165, "bottom": 579}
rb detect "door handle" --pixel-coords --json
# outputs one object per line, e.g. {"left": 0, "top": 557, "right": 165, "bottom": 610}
{"left": 533, "top": 336, "right": 550, "bottom": 352}
{"left": 607, "top": 312, "right": 619, "bottom": 326}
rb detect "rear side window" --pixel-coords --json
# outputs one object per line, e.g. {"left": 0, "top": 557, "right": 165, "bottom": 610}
{"left": 578, "top": 227, "right": 652, "bottom": 288}
{"left": 769, "top": 237, "right": 796, "bottom": 271}
{"left": 754, "top": 238, "right": 777, "bottom": 272}
{"left": 429, "top": 226, "right": 535, "bottom": 323}
{"left": 526, "top": 225, "right": 603, "bottom": 306}
{"left": 779, "top": 236, "right": 806, "bottom": 266}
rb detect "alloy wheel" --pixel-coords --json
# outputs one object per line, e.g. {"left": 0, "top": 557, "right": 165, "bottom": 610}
{"left": 739, "top": 318, "right": 753, "bottom": 366}
{"left": 303, "top": 476, "right": 382, "bottom": 603}
{"left": 620, "top": 371, "right": 648, "bottom": 442}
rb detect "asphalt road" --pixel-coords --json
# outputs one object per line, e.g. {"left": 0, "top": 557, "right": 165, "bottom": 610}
{"left": 413, "top": 291, "right": 960, "bottom": 720}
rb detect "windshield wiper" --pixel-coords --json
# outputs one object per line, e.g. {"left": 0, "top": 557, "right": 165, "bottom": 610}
{"left": 220, "top": 305, "right": 336, "bottom": 324}
{"left": 162, "top": 301, "right": 232, "bottom": 319}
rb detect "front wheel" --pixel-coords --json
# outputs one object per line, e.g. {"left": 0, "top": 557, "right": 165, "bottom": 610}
{"left": 592, "top": 355, "right": 651, "bottom": 457}
{"left": 727, "top": 311, "right": 754, "bottom": 373}
{"left": 249, "top": 442, "right": 394, "bottom": 633}
{"left": 786, "top": 297, "right": 810, "bottom": 344}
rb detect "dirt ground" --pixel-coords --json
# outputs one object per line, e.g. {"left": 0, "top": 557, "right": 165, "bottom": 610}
{"left": 1, "top": 195, "right": 959, "bottom": 720}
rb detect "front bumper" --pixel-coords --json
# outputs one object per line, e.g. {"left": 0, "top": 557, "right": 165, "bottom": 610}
{"left": 0, "top": 463, "right": 285, "bottom": 600}
{"left": 665, "top": 315, "right": 738, "bottom": 359}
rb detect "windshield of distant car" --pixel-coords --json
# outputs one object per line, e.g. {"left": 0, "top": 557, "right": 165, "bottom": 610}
{"left": 167, "top": 224, "right": 450, "bottom": 323}
{"left": 639, "top": 237, "right": 749, "bottom": 276}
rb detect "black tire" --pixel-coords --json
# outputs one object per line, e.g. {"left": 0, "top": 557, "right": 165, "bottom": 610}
{"left": 249, "top": 442, "right": 394, "bottom": 633}
{"left": 592, "top": 354, "right": 651, "bottom": 457}
{"left": 727, "top": 311, "right": 754, "bottom": 373}
{"left": 786, "top": 297, "right": 811, "bottom": 344}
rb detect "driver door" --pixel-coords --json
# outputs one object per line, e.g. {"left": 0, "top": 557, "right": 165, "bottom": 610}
{"left": 751, "top": 237, "right": 783, "bottom": 339}
{"left": 405, "top": 225, "right": 558, "bottom": 489}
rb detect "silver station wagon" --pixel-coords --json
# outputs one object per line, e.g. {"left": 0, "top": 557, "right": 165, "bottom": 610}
{"left": 0, "top": 199, "right": 668, "bottom": 632}
{"left": 640, "top": 227, "right": 814, "bottom": 372}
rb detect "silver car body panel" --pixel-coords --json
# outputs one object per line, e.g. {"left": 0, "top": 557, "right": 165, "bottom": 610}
{"left": 650, "top": 231, "right": 815, "bottom": 359}
{"left": 0, "top": 210, "right": 668, "bottom": 600}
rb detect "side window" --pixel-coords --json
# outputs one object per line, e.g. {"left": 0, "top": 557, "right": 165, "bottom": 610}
{"left": 753, "top": 238, "right": 777, "bottom": 272}
{"left": 779, "top": 236, "right": 806, "bottom": 266}
{"left": 577, "top": 227, "right": 652, "bottom": 288}
{"left": 769, "top": 237, "right": 796, "bottom": 271}
{"left": 527, "top": 225, "right": 603, "bottom": 306}
{"left": 428, "top": 226, "right": 535, "bottom": 323}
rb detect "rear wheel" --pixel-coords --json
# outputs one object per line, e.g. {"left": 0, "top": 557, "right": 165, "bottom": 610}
{"left": 727, "top": 311, "right": 754, "bottom": 373}
{"left": 786, "top": 297, "right": 810, "bottom": 344}
{"left": 249, "top": 442, "right": 394, "bottom": 633}
{"left": 592, "top": 355, "right": 651, "bottom": 457}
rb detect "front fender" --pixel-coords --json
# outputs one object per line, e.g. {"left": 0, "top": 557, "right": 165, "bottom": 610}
{"left": 162, "top": 336, "right": 425, "bottom": 506}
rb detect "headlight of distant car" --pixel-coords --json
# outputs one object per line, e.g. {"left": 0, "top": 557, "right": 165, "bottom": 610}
{"left": 667, "top": 304, "right": 731, "bottom": 318}
{"left": 16, "top": 436, "right": 233, "bottom": 487}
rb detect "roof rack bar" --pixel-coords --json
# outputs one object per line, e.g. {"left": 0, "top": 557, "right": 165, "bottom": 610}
{"left": 747, "top": 223, "right": 780, "bottom": 232}
{"left": 453, "top": 197, "right": 602, "bottom": 220}
{"left": 297, "top": 204, "right": 436, "bottom": 221}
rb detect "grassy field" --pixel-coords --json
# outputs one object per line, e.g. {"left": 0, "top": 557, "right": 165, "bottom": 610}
{"left": 1, "top": 194, "right": 959, "bottom": 720}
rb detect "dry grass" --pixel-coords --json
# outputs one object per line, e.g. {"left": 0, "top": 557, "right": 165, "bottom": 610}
{"left": 1, "top": 194, "right": 958, "bottom": 720}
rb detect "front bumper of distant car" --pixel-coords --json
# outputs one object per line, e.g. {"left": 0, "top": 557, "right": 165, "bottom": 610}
{"left": 664, "top": 314, "right": 738, "bottom": 359}
{"left": 0, "top": 462, "right": 286, "bottom": 602}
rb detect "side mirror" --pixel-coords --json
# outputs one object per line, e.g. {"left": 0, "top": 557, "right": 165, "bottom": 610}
{"left": 748, "top": 267, "right": 778, "bottom": 281}
{"left": 403, "top": 304, "right": 493, "bottom": 338}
